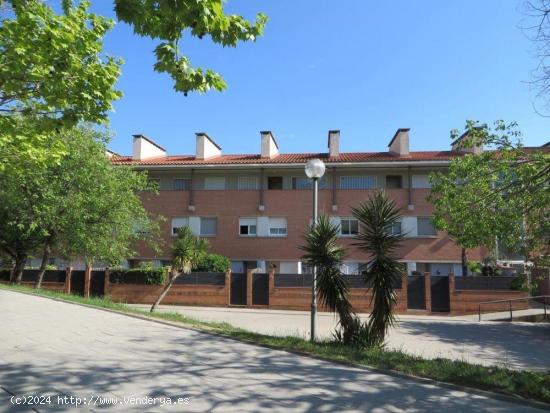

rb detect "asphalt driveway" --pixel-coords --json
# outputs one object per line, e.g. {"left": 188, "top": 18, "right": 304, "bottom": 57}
{"left": 0, "top": 290, "right": 546, "bottom": 412}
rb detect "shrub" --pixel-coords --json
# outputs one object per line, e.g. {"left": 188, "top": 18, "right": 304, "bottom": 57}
{"left": 193, "top": 254, "right": 230, "bottom": 272}
{"left": 110, "top": 267, "right": 167, "bottom": 285}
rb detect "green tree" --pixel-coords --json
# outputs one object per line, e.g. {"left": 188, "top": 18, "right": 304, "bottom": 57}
{"left": 114, "top": 0, "right": 267, "bottom": 94}
{"left": 193, "top": 253, "right": 231, "bottom": 272}
{"left": 429, "top": 120, "right": 550, "bottom": 269}
{"left": 1, "top": 0, "right": 266, "bottom": 169}
{"left": 0, "top": 125, "right": 160, "bottom": 286}
{"left": 352, "top": 191, "right": 405, "bottom": 346}
{"left": 150, "top": 227, "right": 209, "bottom": 312}
{"left": 301, "top": 215, "right": 359, "bottom": 344}
{"left": 0, "top": 0, "right": 122, "bottom": 168}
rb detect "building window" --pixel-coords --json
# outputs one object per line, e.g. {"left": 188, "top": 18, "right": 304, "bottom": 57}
{"left": 292, "top": 177, "right": 328, "bottom": 190}
{"left": 267, "top": 176, "right": 283, "bottom": 190}
{"left": 239, "top": 218, "right": 257, "bottom": 236}
{"left": 386, "top": 175, "right": 402, "bottom": 189}
{"left": 268, "top": 217, "right": 287, "bottom": 237}
{"left": 340, "top": 176, "right": 377, "bottom": 189}
{"left": 340, "top": 218, "right": 359, "bottom": 236}
{"left": 204, "top": 177, "right": 225, "bottom": 190}
{"left": 200, "top": 217, "right": 217, "bottom": 236}
{"left": 173, "top": 178, "right": 191, "bottom": 191}
{"left": 417, "top": 217, "right": 436, "bottom": 236}
{"left": 238, "top": 176, "right": 259, "bottom": 190}
{"left": 385, "top": 221, "right": 402, "bottom": 235}
{"left": 411, "top": 175, "right": 431, "bottom": 189}
{"left": 171, "top": 217, "right": 189, "bottom": 235}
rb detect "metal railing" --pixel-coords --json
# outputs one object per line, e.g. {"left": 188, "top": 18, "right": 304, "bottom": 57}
{"left": 478, "top": 295, "right": 550, "bottom": 321}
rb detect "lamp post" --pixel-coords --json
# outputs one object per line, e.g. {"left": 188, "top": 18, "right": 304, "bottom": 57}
{"left": 304, "top": 158, "right": 326, "bottom": 342}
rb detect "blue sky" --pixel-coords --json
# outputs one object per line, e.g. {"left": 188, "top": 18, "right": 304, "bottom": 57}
{"left": 90, "top": 1, "right": 548, "bottom": 156}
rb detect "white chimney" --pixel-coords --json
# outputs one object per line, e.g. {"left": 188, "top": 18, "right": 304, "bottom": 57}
{"left": 388, "top": 128, "right": 410, "bottom": 156}
{"left": 328, "top": 130, "right": 340, "bottom": 157}
{"left": 260, "top": 131, "right": 279, "bottom": 159}
{"left": 196, "top": 132, "right": 222, "bottom": 160}
{"left": 451, "top": 131, "right": 483, "bottom": 154}
{"left": 132, "top": 134, "right": 167, "bottom": 160}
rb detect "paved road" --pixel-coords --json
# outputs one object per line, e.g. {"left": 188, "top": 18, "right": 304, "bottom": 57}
{"left": 0, "top": 291, "right": 546, "bottom": 412}
{"left": 132, "top": 304, "right": 550, "bottom": 371}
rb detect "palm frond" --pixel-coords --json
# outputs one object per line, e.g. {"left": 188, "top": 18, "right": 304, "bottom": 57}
{"left": 352, "top": 190, "right": 405, "bottom": 344}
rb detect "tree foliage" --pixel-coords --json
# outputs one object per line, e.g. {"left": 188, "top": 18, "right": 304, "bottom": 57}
{"left": 114, "top": 0, "right": 267, "bottom": 94}
{"left": 0, "top": 125, "right": 160, "bottom": 284}
{"left": 352, "top": 191, "right": 405, "bottom": 346}
{"left": 0, "top": 0, "right": 267, "bottom": 169}
{"left": 0, "top": 0, "right": 122, "bottom": 168}
{"left": 429, "top": 120, "right": 549, "bottom": 266}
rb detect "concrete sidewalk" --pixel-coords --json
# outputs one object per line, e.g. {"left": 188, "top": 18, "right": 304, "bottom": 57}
{"left": 1, "top": 290, "right": 547, "bottom": 412}
{"left": 132, "top": 304, "right": 550, "bottom": 371}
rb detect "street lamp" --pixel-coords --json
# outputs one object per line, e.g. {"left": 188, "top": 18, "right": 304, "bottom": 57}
{"left": 304, "top": 158, "right": 326, "bottom": 342}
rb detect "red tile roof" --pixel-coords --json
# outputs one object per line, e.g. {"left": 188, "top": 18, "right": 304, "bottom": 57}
{"left": 111, "top": 151, "right": 462, "bottom": 166}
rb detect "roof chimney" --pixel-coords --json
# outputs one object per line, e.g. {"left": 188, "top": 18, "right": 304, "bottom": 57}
{"left": 196, "top": 132, "right": 222, "bottom": 160}
{"left": 132, "top": 134, "right": 167, "bottom": 160}
{"left": 388, "top": 128, "right": 410, "bottom": 156}
{"left": 451, "top": 130, "right": 483, "bottom": 154}
{"left": 328, "top": 130, "right": 340, "bottom": 157}
{"left": 260, "top": 131, "right": 279, "bottom": 159}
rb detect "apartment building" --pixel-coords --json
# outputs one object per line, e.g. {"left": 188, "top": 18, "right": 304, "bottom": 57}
{"left": 111, "top": 129, "right": 486, "bottom": 276}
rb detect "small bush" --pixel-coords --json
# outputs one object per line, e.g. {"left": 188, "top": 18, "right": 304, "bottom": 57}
{"left": 193, "top": 254, "right": 230, "bottom": 272}
{"left": 110, "top": 267, "right": 167, "bottom": 285}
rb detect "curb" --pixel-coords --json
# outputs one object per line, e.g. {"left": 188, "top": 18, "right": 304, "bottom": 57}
{"left": 3, "top": 288, "right": 550, "bottom": 412}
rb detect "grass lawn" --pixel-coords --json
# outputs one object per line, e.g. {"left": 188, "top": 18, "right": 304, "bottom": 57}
{"left": 1, "top": 283, "right": 549, "bottom": 405}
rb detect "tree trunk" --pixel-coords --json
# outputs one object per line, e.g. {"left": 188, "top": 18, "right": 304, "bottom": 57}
{"left": 150, "top": 271, "right": 181, "bottom": 312}
{"left": 461, "top": 247, "right": 468, "bottom": 277}
{"left": 35, "top": 243, "right": 52, "bottom": 289}
{"left": 11, "top": 258, "right": 25, "bottom": 284}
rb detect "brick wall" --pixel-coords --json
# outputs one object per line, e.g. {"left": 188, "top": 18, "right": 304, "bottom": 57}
{"left": 106, "top": 272, "right": 230, "bottom": 307}
{"left": 266, "top": 272, "right": 408, "bottom": 313}
{"left": 448, "top": 274, "right": 528, "bottom": 314}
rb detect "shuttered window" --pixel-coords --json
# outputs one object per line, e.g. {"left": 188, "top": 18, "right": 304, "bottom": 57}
{"left": 200, "top": 217, "right": 217, "bottom": 236}
{"left": 292, "top": 177, "right": 328, "bottom": 189}
{"left": 417, "top": 217, "right": 436, "bottom": 236}
{"left": 173, "top": 179, "right": 191, "bottom": 191}
{"left": 411, "top": 175, "right": 431, "bottom": 189}
{"left": 239, "top": 217, "right": 257, "bottom": 236}
{"left": 237, "top": 176, "right": 259, "bottom": 190}
{"left": 171, "top": 217, "right": 189, "bottom": 235}
{"left": 340, "top": 176, "right": 377, "bottom": 189}
{"left": 268, "top": 217, "right": 287, "bottom": 237}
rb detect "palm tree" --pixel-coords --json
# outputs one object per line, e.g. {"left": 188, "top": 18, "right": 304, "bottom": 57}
{"left": 301, "top": 215, "right": 358, "bottom": 343}
{"left": 352, "top": 190, "right": 405, "bottom": 345}
{"left": 150, "top": 227, "right": 209, "bottom": 312}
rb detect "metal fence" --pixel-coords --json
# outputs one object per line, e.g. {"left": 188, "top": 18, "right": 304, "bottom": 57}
{"left": 174, "top": 272, "right": 226, "bottom": 286}
{"left": 455, "top": 276, "right": 517, "bottom": 291}
{"left": 274, "top": 273, "right": 401, "bottom": 289}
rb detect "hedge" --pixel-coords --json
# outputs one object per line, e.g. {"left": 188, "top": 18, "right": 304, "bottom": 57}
{"left": 109, "top": 267, "right": 167, "bottom": 285}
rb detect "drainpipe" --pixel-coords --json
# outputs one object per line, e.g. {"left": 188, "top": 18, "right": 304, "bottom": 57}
{"left": 331, "top": 167, "right": 337, "bottom": 211}
{"left": 259, "top": 167, "right": 265, "bottom": 211}
{"left": 407, "top": 166, "right": 413, "bottom": 210}
{"left": 188, "top": 168, "right": 195, "bottom": 211}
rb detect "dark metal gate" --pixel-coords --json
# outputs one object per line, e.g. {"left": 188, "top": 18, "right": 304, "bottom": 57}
{"left": 90, "top": 271, "right": 105, "bottom": 297}
{"left": 431, "top": 276, "right": 450, "bottom": 312}
{"left": 71, "top": 270, "right": 85, "bottom": 296}
{"left": 252, "top": 273, "right": 269, "bottom": 305}
{"left": 230, "top": 273, "right": 247, "bottom": 305}
{"left": 407, "top": 275, "right": 425, "bottom": 310}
